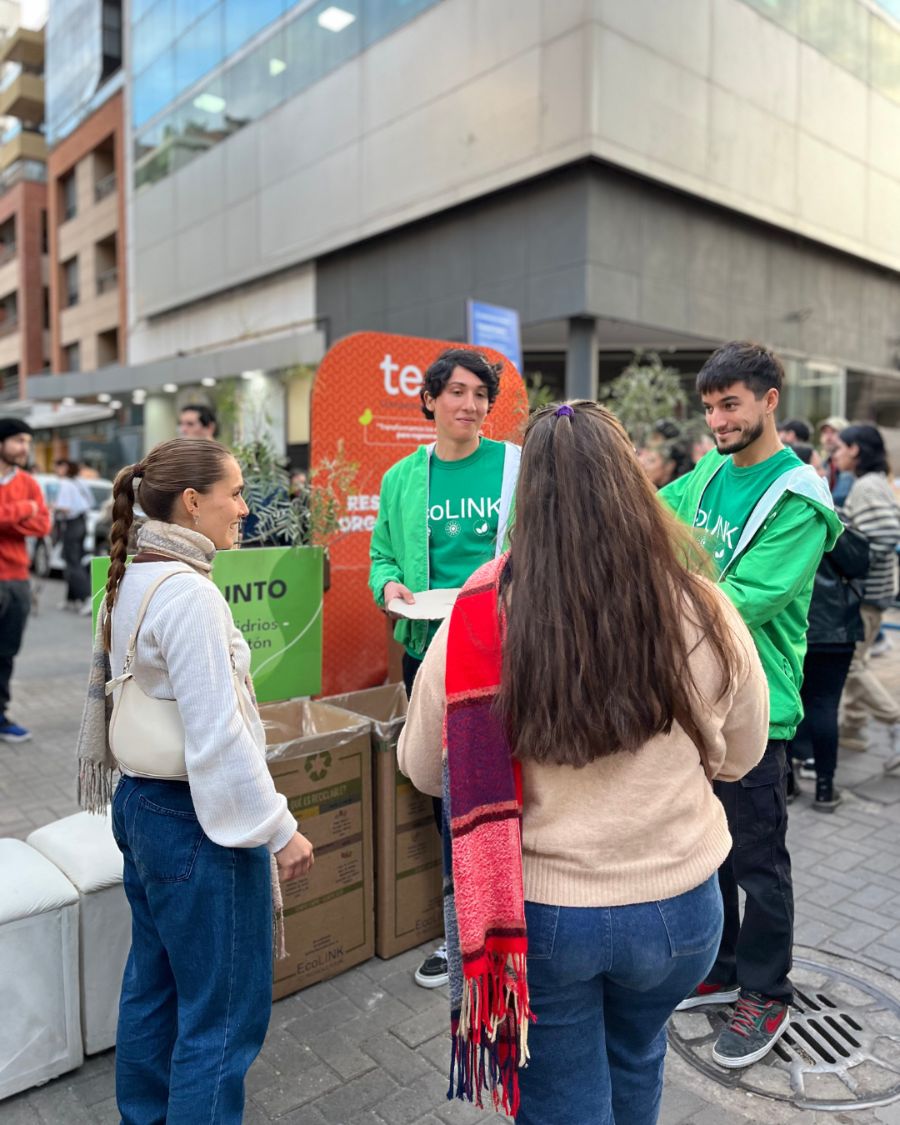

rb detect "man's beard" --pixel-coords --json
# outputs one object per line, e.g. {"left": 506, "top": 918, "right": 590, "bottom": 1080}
{"left": 714, "top": 415, "right": 766, "bottom": 455}
{"left": 0, "top": 444, "right": 27, "bottom": 469}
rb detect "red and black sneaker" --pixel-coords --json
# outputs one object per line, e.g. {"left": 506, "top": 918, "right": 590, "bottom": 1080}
{"left": 711, "top": 991, "right": 790, "bottom": 1068}
{"left": 674, "top": 979, "right": 740, "bottom": 1011}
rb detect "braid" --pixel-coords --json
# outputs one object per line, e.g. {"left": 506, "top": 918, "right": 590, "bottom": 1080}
{"left": 102, "top": 464, "right": 140, "bottom": 651}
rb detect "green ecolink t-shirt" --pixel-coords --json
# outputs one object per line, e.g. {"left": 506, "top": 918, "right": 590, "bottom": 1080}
{"left": 410, "top": 438, "right": 505, "bottom": 653}
{"left": 428, "top": 437, "right": 506, "bottom": 589}
{"left": 694, "top": 446, "right": 801, "bottom": 574}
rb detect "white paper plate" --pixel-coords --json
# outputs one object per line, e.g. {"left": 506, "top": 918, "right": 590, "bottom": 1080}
{"left": 387, "top": 588, "right": 461, "bottom": 620}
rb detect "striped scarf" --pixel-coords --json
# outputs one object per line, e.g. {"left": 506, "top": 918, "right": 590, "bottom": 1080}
{"left": 442, "top": 556, "right": 533, "bottom": 1117}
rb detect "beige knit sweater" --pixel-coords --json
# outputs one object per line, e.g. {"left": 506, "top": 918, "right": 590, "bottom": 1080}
{"left": 398, "top": 581, "right": 769, "bottom": 908}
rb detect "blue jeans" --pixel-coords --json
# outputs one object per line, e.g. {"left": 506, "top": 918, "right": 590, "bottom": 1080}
{"left": 112, "top": 776, "right": 273, "bottom": 1125}
{"left": 516, "top": 874, "right": 723, "bottom": 1125}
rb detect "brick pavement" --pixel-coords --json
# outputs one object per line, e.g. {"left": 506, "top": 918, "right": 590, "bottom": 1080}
{"left": 2, "top": 582, "right": 900, "bottom": 1123}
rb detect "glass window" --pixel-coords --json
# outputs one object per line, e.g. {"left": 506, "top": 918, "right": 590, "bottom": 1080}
{"left": 800, "top": 0, "right": 868, "bottom": 80}
{"left": 131, "top": 0, "right": 444, "bottom": 184}
{"left": 870, "top": 12, "right": 900, "bottom": 104}
{"left": 134, "top": 117, "right": 175, "bottom": 189}
{"left": 64, "top": 342, "right": 81, "bottom": 373}
{"left": 63, "top": 257, "right": 79, "bottom": 306}
{"left": 132, "top": 0, "right": 157, "bottom": 22}
{"left": 872, "top": 0, "right": 900, "bottom": 19}
{"left": 173, "top": 77, "right": 233, "bottom": 174}
{"left": 175, "top": 3, "right": 225, "bottom": 92}
{"left": 846, "top": 370, "right": 900, "bottom": 429}
{"left": 133, "top": 53, "right": 177, "bottom": 127}
{"left": 60, "top": 171, "right": 77, "bottom": 221}
{"left": 175, "top": 0, "right": 219, "bottom": 37}
{"left": 283, "top": 0, "right": 361, "bottom": 100}
{"left": 223, "top": 29, "right": 286, "bottom": 126}
{"left": 133, "top": 0, "right": 174, "bottom": 75}
{"left": 102, "top": 0, "right": 123, "bottom": 77}
{"left": 362, "top": 0, "right": 437, "bottom": 46}
{"left": 224, "top": 0, "right": 284, "bottom": 58}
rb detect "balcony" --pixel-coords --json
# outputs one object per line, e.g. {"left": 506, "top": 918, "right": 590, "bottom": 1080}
{"left": 0, "top": 255, "right": 18, "bottom": 301}
{"left": 0, "top": 28, "right": 45, "bottom": 72}
{"left": 0, "top": 159, "right": 45, "bottom": 201}
{"left": 0, "top": 243, "right": 16, "bottom": 265}
{"left": 0, "top": 72, "right": 45, "bottom": 126}
{"left": 0, "top": 129, "right": 47, "bottom": 174}
{"left": 96, "top": 266, "right": 118, "bottom": 296}
{"left": 94, "top": 172, "right": 116, "bottom": 203}
{"left": 0, "top": 314, "right": 19, "bottom": 338}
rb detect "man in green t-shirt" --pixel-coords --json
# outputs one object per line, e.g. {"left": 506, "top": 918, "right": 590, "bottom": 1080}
{"left": 661, "top": 342, "right": 842, "bottom": 1069}
{"left": 369, "top": 347, "right": 521, "bottom": 988}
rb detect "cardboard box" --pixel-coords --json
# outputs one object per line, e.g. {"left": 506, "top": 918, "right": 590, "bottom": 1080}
{"left": 320, "top": 684, "right": 444, "bottom": 959}
{"left": 261, "top": 700, "right": 375, "bottom": 999}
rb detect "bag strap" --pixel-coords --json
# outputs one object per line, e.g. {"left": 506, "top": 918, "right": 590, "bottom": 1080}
{"left": 120, "top": 566, "right": 197, "bottom": 674}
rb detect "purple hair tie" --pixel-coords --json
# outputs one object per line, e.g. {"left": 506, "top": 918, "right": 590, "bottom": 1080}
{"left": 555, "top": 404, "right": 574, "bottom": 417}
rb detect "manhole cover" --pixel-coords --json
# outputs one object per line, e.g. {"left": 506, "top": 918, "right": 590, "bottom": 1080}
{"left": 669, "top": 953, "right": 900, "bottom": 1111}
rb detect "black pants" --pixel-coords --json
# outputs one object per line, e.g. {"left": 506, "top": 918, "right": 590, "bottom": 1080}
{"left": 0, "top": 580, "right": 31, "bottom": 717}
{"left": 790, "top": 646, "right": 854, "bottom": 780}
{"left": 402, "top": 651, "right": 443, "bottom": 834}
{"left": 60, "top": 515, "right": 91, "bottom": 602}
{"left": 709, "top": 741, "right": 794, "bottom": 1003}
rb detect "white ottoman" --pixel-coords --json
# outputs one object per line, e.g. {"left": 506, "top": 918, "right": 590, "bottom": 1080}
{"left": 27, "top": 811, "right": 130, "bottom": 1055}
{"left": 0, "top": 838, "right": 83, "bottom": 1100}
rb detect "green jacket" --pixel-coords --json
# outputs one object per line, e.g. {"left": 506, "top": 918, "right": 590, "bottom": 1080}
{"left": 368, "top": 440, "right": 521, "bottom": 657}
{"left": 661, "top": 450, "right": 843, "bottom": 740}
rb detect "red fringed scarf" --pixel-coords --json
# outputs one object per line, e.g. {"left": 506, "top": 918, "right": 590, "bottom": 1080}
{"left": 443, "top": 556, "right": 533, "bottom": 1117}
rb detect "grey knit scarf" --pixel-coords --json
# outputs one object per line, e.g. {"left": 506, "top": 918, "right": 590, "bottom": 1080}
{"left": 75, "top": 520, "right": 215, "bottom": 814}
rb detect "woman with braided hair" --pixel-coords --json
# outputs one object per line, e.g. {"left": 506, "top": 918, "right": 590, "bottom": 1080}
{"left": 76, "top": 437, "right": 313, "bottom": 1125}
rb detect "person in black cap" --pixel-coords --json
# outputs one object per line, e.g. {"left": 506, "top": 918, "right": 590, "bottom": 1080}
{"left": 0, "top": 418, "right": 51, "bottom": 741}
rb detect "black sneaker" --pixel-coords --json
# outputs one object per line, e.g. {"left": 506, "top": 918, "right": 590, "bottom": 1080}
{"left": 414, "top": 942, "right": 448, "bottom": 989}
{"left": 712, "top": 992, "right": 790, "bottom": 1068}
{"left": 814, "top": 777, "right": 842, "bottom": 812}
{"left": 798, "top": 758, "right": 816, "bottom": 780}
{"left": 675, "top": 979, "right": 740, "bottom": 1011}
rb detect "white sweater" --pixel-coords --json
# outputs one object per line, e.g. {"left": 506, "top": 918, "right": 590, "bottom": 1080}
{"left": 110, "top": 561, "right": 297, "bottom": 854}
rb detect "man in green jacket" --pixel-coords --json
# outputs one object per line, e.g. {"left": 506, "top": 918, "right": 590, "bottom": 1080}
{"left": 369, "top": 346, "right": 520, "bottom": 988}
{"left": 662, "top": 341, "right": 842, "bottom": 1069}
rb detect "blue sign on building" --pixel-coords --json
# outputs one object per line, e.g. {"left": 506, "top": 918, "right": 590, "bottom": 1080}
{"left": 466, "top": 300, "right": 523, "bottom": 373}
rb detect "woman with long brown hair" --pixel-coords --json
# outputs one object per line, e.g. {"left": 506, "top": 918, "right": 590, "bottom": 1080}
{"left": 399, "top": 402, "right": 768, "bottom": 1124}
{"left": 76, "top": 438, "right": 313, "bottom": 1125}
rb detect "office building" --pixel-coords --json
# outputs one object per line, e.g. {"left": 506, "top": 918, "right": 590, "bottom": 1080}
{"left": 26, "top": 0, "right": 900, "bottom": 450}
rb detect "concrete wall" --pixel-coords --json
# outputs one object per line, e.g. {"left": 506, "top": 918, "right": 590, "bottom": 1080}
{"left": 130, "top": 0, "right": 900, "bottom": 329}
{"left": 128, "top": 263, "right": 316, "bottom": 365}
{"left": 318, "top": 167, "right": 592, "bottom": 344}
{"left": 317, "top": 163, "right": 900, "bottom": 376}
{"left": 587, "top": 0, "right": 900, "bottom": 275}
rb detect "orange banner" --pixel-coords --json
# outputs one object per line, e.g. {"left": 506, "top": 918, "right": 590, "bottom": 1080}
{"left": 310, "top": 332, "right": 528, "bottom": 695}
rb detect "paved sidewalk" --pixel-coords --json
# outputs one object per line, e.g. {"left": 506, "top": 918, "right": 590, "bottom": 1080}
{"left": 2, "top": 581, "right": 900, "bottom": 1123}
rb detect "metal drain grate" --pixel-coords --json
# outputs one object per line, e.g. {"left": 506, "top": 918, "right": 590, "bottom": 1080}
{"left": 669, "top": 953, "right": 900, "bottom": 1111}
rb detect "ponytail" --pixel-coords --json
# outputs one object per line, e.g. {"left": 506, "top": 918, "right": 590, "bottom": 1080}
{"left": 102, "top": 463, "right": 141, "bottom": 651}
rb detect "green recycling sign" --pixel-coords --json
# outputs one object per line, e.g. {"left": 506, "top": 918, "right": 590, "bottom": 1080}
{"left": 91, "top": 546, "right": 323, "bottom": 702}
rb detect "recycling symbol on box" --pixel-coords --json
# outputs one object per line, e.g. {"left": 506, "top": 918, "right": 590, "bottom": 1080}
{"left": 304, "top": 752, "right": 332, "bottom": 782}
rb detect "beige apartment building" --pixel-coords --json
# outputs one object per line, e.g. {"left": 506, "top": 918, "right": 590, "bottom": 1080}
{"left": 0, "top": 22, "right": 48, "bottom": 402}
{"left": 48, "top": 89, "right": 125, "bottom": 374}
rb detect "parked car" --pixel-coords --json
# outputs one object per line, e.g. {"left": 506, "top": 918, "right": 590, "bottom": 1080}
{"left": 27, "top": 474, "right": 115, "bottom": 577}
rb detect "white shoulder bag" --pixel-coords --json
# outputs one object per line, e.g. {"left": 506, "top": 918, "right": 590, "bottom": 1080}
{"left": 105, "top": 567, "right": 249, "bottom": 780}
